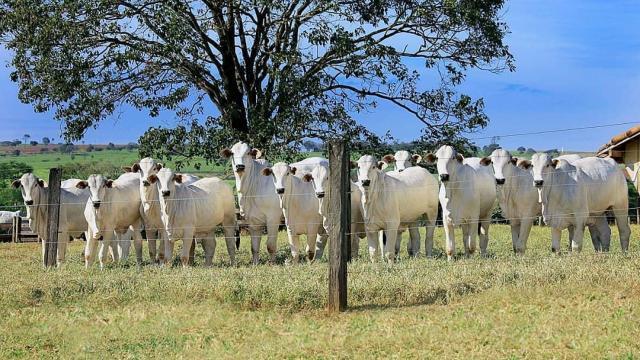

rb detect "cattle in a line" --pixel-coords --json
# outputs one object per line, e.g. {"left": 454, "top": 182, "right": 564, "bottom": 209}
{"left": 306, "top": 163, "right": 366, "bottom": 259}
{"left": 262, "top": 162, "right": 326, "bottom": 262}
{"left": 148, "top": 167, "right": 238, "bottom": 267}
{"left": 13, "top": 173, "right": 90, "bottom": 266}
{"left": 425, "top": 146, "right": 497, "bottom": 261}
{"left": 384, "top": 150, "right": 422, "bottom": 173}
{"left": 289, "top": 157, "right": 329, "bottom": 176}
{"left": 76, "top": 172, "right": 144, "bottom": 268}
{"left": 221, "top": 141, "right": 282, "bottom": 265}
{"left": 355, "top": 155, "right": 439, "bottom": 262}
{"left": 530, "top": 153, "right": 630, "bottom": 252}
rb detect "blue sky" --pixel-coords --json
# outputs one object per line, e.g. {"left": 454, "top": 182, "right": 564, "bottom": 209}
{"left": 0, "top": 0, "right": 639, "bottom": 151}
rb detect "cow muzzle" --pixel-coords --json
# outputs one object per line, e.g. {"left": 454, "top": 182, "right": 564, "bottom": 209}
{"left": 162, "top": 190, "right": 171, "bottom": 197}
{"left": 534, "top": 180, "right": 544, "bottom": 188}
{"left": 316, "top": 192, "right": 325, "bottom": 198}
{"left": 92, "top": 201, "right": 101, "bottom": 209}
{"left": 235, "top": 164, "right": 245, "bottom": 172}
{"left": 398, "top": 169, "right": 404, "bottom": 172}
{"left": 496, "top": 178, "right": 506, "bottom": 185}
{"left": 440, "top": 174, "right": 450, "bottom": 182}
{"left": 361, "top": 179, "right": 371, "bottom": 187}
{"left": 276, "top": 188, "right": 285, "bottom": 195}
{"left": 24, "top": 200, "right": 34, "bottom": 206}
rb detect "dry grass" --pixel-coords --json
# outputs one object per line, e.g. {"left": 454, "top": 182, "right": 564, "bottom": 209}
{"left": 1, "top": 224, "right": 640, "bottom": 358}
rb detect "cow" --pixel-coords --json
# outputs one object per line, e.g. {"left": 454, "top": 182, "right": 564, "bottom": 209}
{"left": 0, "top": 210, "right": 20, "bottom": 231}
{"left": 12, "top": 173, "right": 90, "bottom": 266}
{"left": 124, "top": 158, "right": 199, "bottom": 263}
{"left": 425, "top": 146, "right": 496, "bottom": 261}
{"left": 290, "top": 157, "right": 329, "bottom": 176}
{"left": 530, "top": 153, "right": 630, "bottom": 252}
{"left": 262, "top": 162, "right": 326, "bottom": 262}
{"left": 305, "top": 164, "right": 366, "bottom": 259}
{"left": 481, "top": 149, "right": 540, "bottom": 254}
{"left": 148, "top": 168, "right": 238, "bottom": 267}
{"left": 384, "top": 151, "right": 422, "bottom": 172}
{"left": 221, "top": 142, "right": 282, "bottom": 264}
{"left": 355, "top": 155, "right": 439, "bottom": 262}
{"left": 76, "top": 172, "right": 144, "bottom": 268}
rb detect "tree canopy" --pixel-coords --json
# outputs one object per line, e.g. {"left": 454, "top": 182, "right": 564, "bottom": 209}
{"left": 0, "top": 0, "right": 513, "bottom": 160}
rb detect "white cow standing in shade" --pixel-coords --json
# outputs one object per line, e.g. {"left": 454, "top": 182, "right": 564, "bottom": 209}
{"left": 221, "top": 142, "right": 282, "bottom": 264}
{"left": 530, "top": 153, "right": 630, "bottom": 252}
{"left": 426, "top": 146, "right": 496, "bottom": 261}
{"left": 149, "top": 168, "right": 238, "bottom": 267}
{"left": 262, "top": 162, "right": 326, "bottom": 262}
{"left": 355, "top": 155, "right": 439, "bottom": 262}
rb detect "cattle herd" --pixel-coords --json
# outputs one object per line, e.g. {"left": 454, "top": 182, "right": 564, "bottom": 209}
{"left": 9, "top": 141, "right": 632, "bottom": 268}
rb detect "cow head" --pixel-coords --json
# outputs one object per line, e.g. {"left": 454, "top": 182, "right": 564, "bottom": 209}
{"left": 427, "top": 145, "right": 463, "bottom": 183}
{"left": 220, "top": 142, "right": 262, "bottom": 176}
{"left": 133, "top": 157, "right": 163, "bottom": 187}
{"left": 356, "top": 155, "right": 380, "bottom": 187}
{"left": 77, "top": 174, "right": 113, "bottom": 209}
{"left": 262, "top": 162, "right": 295, "bottom": 195}
{"left": 13, "top": 173, "right": 45, "bottom": 207}
{"left": 487, "top": 148, "right": 516, "bottom": 186}
{"left": 391, "top": 150, "right": 421, "bottom": 172}
{"left": 148, "top": 168, "right": 182, "bottom": 199}
{"left": 308, "top": 164, "right": 329, "bottom": 199}
{"left": 530, "top": 153, "right": 559, "bottom": 188}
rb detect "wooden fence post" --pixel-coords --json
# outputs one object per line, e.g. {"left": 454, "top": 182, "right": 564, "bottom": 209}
{"left": 44, "top": 168, "right": 62, "bottom": 268}
{"left": 328, "top": 140, "right": 349, "bottom": 312}
{"left": 12, "top": 216, "right": 22, "bottom": 243}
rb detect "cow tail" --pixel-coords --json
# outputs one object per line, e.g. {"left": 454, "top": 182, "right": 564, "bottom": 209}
{"left": 235, "top": 229, "right": 241, "bottom": 250}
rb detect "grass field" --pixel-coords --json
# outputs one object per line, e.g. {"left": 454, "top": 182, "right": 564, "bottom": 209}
{"left": 1, "top": 225, "right": 640, "bottom": 358}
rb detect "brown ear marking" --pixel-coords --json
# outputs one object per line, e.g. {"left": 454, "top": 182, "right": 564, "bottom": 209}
{"left": 510, "top": 157, "right": 518, "bottom": 166}
{"left": 479, "top": 157, "right": 492, "bottom": 166}
{"left": 376, "top": 161, "right": 385, "bottom": 170}
{"left": 302, "top": 173, "right": 313, "bottom": 182}
{"left": 132, "top": 163, "right": 141, "bottom": 173}
{"left": 220, "top": 148, "right": 233, "bottom": 158}
{"left": 382, "top": 154, "right": 395, "bottom": 164}
{"left": 155, "top": 163, "right": 163, "bottom": 171}
{"left": 261, "top": 168, "right": 272, "bottom": 176}
{"left": 75, "top": 181, "right": 88, "bottom": 189}
{"left": 174, "top": 174, "right": 183, "bottom": 183}
{"left": 11, "top": 179, "right": 21, "bottom": 188}
{"left": 350, "top": 161, "right": 358, "bottom": 169}
{"left": 455, "top": 153, "right": 464, "bottom": 163}
{"left": 122, "top": 166, "right": 133, "bottom": 173}
{"left": 412, "top": 154, "right": 422, "bottom": 163}
{"left": 148, "top": 174, "right": 158, "bottom": 184}
{"left": 38, "top": 179, "right": 45, "bottom": 187}
{"left": 518, "top": 160, "right": 532, "bottom": 170}
{"left": 250, "top": 148, "right": 263, "bottom": 159}
{"left": 551, "top": 159, "right": 560, "bottom": 168}
{"left": 105, "top": 179, "right": 114, "bottom": 188}
{"left": 289, "top": 167, "right": 297, "bottom": 175}
{"left": 424, "top": 153, "right": 436, "bottom": 164}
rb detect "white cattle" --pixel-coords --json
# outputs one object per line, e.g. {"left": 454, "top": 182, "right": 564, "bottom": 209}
{"left": 426, "top": 146, "right": 496, "bottom": 261}
{"left": 306, "top": 164, "right": 366, "bottom": 259}
{"left": 481, "top": 149, "right": 540, "bottom": 254}
{"left": 149, "top": 168, "right": 238, "bottom": 267}
{"left": 290, "top": 157, "right": 328, "bottom": 176}
{"left": 77, "top": 172, "right": 144, "bottom": 268}
{"left": 0, "top": 210, "right": 20, "bottom": 231}
{"left": 383, "top": 151, "right": 422, "bottom": 172}
{"left": 262, "top": 162, "right": 326, "bottom": 262}
{"left": 530, "top": 154, "right": 630, "bottom": 252}
{"left": 355, "top": 155, "right": 439, "bottom": 262}
{"left": 125, "top": 158, "right": 199, "bottom": 263}
{"left": 12, "top": 173, "right": 90, "bottom": 266}
{"left": 555, "top": 154, "right": 582, "bottom": 163}
{"left": 221, "top": 142, "right": 282, "bottom": 264}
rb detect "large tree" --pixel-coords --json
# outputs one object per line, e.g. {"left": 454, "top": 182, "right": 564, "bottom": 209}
{"left": 0, "top": 0, "right": 513, "bottom": 160}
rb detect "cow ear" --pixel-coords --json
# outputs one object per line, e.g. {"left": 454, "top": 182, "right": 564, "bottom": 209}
{"left": 510, "top": 157, "right": 518, "bottom": 166}
{"left": 479, "top": 157, "right": 492, "bottom": 166}
{"left": 174, "top": 174, "right": 183, "bottom": 183}
{"left": 220, "top": 148, "right": 233, "bottom": 158}
{"left": 148, "top": 174, "right": 158, "bottom": 184}
{"left": 155, "top": 163, "right": 163, "bottom": 171}
{"left": 377, "top": 161, "right": 387, "bottom": 170}
{"left": 518, "top": 160, "right": 532, "bottom": 170}
{"left": 551, "top": 159, "right": 560, "bottom": 168}
{"left": 261, "top": 168, "right": 272, "bottom": 176}
{"left": 456, "top": 154, "right": 464, "bottom": 163}
{"left": 75, "top": 181, "right": 88, "bottom": 189}
{"left": 382, "top": 154, "right": 395, "bottom": 164}
{"left": 122, "top": 166, "right": 133, "bottom": 173}
{"left": 424, "top": 153, "right": 436, "bottom": 164}
{"left": 302, "top": 173, "right": 313, "bottom": 182}
{"left": 132, "top": 163, "right": 141, "bottom": 173}
{"left": 412, "top": 154, "right": 422, "bottom": 164}
{"left": 38, "top": 179, "right": 45, "bottom": 187}
{"left": 250, "top": 148, "right": 263, "bottom": 159}
{"left": 350, "top": 161, "right": 358, "bottom": 169}
{"left": 105, "top": 179, "right": 114, "bottom": 188}
{"left": 289, "top": 167, "right": 297, "bottom": 175}
{"left": 11, "top": 179, "right": 21, "bottom": 188}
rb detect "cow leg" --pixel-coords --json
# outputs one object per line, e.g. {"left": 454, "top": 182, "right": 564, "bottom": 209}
{"left": 306, "top": 227, "right": 319, "bottom": 262}
{"left": 366, "top": 230, "right": 379, "bottom": 262}
{"left": 266, "top": 221, "right": 279, "bottom": 264}
{"left": 613, "top": 208, "right": 631, "bottom": 252}
{"left": 202, "top": 234, "right": 217, "bottom": 267}
{"left": 313, "top": 226, "right": 327, "bottom": 260}
{"left": 567, "top": 226, "right": 575, "bottom": 252}
{"left": 461, "top": 223, "right": 471, "bottom": 257}
{"left": 56, "top": 232, "right": 69, "bottom": 267}
{"left": 394, "top": 229, "right": 403, "bottom": 257}
{"left": 444, "top": 218, "right": 455, "bottom": 261}
{"left": 598, "top": 218, "right": 612, "bottom": 252}
{"left": 424, "top": 216, "right": 436, "bottom": 259}
{"left": 84, "top": 235, "right": 99, "bottom": 268}
{"left": 287, "top": 229, "right": 300, "bottom": 264}
{"left": 315, "top": 221, "right": 328, "bottom": 259}
{"left": 100, "top": 231, "right": 115, "bottom": 269}
{"left": 551, "top": 227, "right": 562, "bottom": 253}
{"left": 222, "top": 219, "right": 237, "bottom": 266}
{"left": 147, "top": 228, "right": 157, "bottom": 263}
{"left": 157, "top": 229, "right": 167, "bottom": 264}
{"left": 164, "top": 237, "right": 176, "bottom": 266}
{"left": 132, "top": 226, "right": 144, "bottom": 267}
{"left": 408, "top": 223, "right": 421, "bottom": 258}
{"left": 119, "top": 232, "right": 132, "bottom": 262}
{"left": 181, "top": 228, "right": 195, "bottom": 267}
{"left": 510, "top": 222, "right": 520, "bottom": 254}
{"left": 518, "top": 220, "right": 534, "bottom": 255}
{"left": 249, "top": 227, "right": 262, "bottom": 265}
{"left": 384, "top": 226, "right": 399, "bottom": 263}
{"left": 479, "top": 220, "right": 490, "bottom": 257}
{"left": 41, "top": 238, "right": 47, "bottom": 268}
{"left": 587, "top": 223, "right": 602, "bottom": 252}
{"left": 571, "top": 220, "right": 586, "bottom": 252}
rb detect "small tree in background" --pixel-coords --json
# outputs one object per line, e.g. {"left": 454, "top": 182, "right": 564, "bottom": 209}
{"left": 42, "top": 137, "right": 50, "bottom": 146}
{"left": 30, "top": 140, "right": 38, "bottom": 146}
{"left": 517, "top": 146, "right": 526, "bottom": 152}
